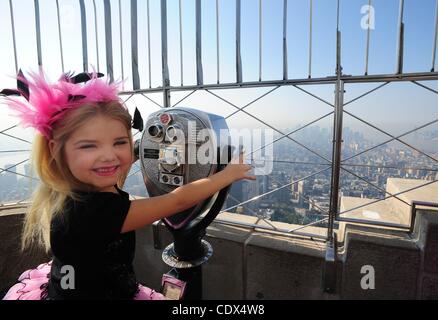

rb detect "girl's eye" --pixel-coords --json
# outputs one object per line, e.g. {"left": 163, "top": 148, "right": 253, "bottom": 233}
{"left": 80, "top": 141, "right": 128, "bottom": 149}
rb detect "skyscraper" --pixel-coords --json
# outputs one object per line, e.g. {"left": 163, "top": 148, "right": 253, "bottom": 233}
{"left": 298, "top": 180, "right": 306, "bottom": 208}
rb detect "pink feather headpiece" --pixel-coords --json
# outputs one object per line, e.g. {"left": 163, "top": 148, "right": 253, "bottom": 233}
{"left": 1, "top": 70, "right": 127, "bottom": 140}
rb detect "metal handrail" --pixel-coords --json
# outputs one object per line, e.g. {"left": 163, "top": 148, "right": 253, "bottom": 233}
{"left": 409, "top": 200, "right": 438, "bottom": 234}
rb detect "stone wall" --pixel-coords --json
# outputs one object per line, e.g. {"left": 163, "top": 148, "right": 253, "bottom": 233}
{"left": 1, "top": 207, "right": 438, "bottom": 299}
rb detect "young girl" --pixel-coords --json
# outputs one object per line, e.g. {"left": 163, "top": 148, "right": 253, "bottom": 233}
{"left": 1, "top": 71, "right": 255, "bottom": 300}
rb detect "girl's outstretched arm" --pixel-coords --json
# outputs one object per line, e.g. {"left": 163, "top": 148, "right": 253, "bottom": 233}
{"left": 121, "top": 155, "right": 255, "bottom": 233}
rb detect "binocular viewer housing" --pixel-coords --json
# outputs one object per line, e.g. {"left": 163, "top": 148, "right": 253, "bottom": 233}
{"left": 135, "top": 107, "right": 233, "bottom": 260}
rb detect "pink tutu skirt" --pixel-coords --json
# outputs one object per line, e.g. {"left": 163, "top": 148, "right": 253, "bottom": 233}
{"left": 2, "top": 261, "right": 166, "bottom": 300}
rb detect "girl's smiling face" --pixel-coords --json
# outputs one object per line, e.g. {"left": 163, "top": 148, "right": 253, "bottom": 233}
{"left": 62, "top": 115, "right": 133, "bottom": 193}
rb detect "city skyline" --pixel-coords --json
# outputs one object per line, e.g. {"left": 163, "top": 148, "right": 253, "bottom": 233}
{"left": 2, "top": 123, "right": 438, "bottom": 174}
{"left": 1, "top": 124, "right": 437, "bottom": 227}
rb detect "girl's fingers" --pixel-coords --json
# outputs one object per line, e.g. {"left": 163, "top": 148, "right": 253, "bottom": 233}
{"left": 231, "top": 151, "right": 245, "bottom": 164}
{"left": 231, "top": 156, "right": 240, "bottom": 164}
{"left": 239, "top": 152, "right": 244, "bottom": 164}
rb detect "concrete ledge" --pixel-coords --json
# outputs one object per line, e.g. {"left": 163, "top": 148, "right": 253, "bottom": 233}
{"left": 244, "top": 233, "right": 326, "bottom": 300}
{"left": 413, "top": 209, "right": 438, "bottom": 299}
{"left": 1, "top": 206, "right": 438, "bottom": 299}
{"left": 341, "top": 223, "right": 420, "bottom": 299}
{"left": 421, "top": 275, "right": 438, "bottom": 299}
{"left": 414, "top": 210, "right": 438, "bottom": 273}
{"left": 204, "top": 223, "right": 252, "bottom": 299}
{"left": 216, "top": 211, "right": 328, "bottom": 239}
{"left": 132, "top": 215, "right": 330, "bottom": 300}
{"left": 0, "top": 212, "right": 50, "bottom": 295}
{"left": 206, "top": 212, "right": 328, "bottom": 299}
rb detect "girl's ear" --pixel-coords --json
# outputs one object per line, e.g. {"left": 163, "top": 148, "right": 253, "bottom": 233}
{"left": 48, "top": 139, "right": 57, "bottom": 158}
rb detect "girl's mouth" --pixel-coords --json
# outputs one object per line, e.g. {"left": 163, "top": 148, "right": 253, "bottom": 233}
{"left": 93, "top": 166, "right": 119, "bottom": 176}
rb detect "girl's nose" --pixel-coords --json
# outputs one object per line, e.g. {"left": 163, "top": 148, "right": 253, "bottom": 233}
{"left": 100, "top": 146, "right": 117, "bottom": 161}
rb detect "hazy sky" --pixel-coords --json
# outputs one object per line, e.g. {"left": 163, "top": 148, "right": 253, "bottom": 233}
{"left": 0, "top": 0, "right": 438, "bottom": 170}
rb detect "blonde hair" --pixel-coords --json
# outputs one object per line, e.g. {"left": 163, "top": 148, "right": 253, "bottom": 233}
{"left": 22, "top": 101, "right": 133, "bottom": 252}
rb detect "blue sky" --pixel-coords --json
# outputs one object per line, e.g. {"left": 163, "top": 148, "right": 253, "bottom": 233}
{"left": 0, "top": 1, "right": 436, "bottom": 84}
{"left": 0, "top": 0, "right": 438, "bottom": 169}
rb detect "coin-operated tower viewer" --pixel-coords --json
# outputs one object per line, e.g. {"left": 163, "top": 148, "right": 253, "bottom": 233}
{"left": 135, "top": 107, "right": 233, "bottom": 300}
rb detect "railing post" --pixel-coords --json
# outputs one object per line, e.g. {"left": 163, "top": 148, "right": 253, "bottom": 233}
{"left": 196, "top": 0, "right": 203, "bottom": 86}
{"left": 104, "top": 0, "right": 114, "bottom": 83}
{"left": 34, "top": 0, "right": 42, "bottom": 68}
{"left": 329, "top": 0, "right": 343, "bottom": 243}
{"left": 283, "top": 0, "right": 288, "bottom": 81}
{"left": 92, "top": 0, "right": 100, "bottom": 72}
{"left": 323, "top": 78, "right": 343, "bottom": 294}
{"left": 396, "top": 0, "right": 405, "bottom": 75}
{"left": 131, "top": 0, "right": 140, "bottom": 90}
{"left": 8, "top": 0, "right": 18, "bottom": 73}
{"left": 324, "top": 1, "right": 343, "bottom": 292}
{"left": 79, "top": 0, "right": 88, "bottom": 72}
{"left": 161, "top": 0, "right": 171, "bottom": 108}
{"left": 236, "top": 0, "right": 242, "bottom": 83}
{"left": 329, "top": 79, "right": 344, "bottom": 242}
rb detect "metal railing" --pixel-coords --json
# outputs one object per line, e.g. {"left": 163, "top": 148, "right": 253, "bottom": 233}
{"left": 1, "top": 0, "right": 438, "bottom": 247}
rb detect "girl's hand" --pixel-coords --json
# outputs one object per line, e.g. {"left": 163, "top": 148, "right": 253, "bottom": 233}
{"left": 223, "top": 152, "right": 257, "bottom": 182}
{"left": 122, "top": 151, "right": 256, "bottom": 232}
